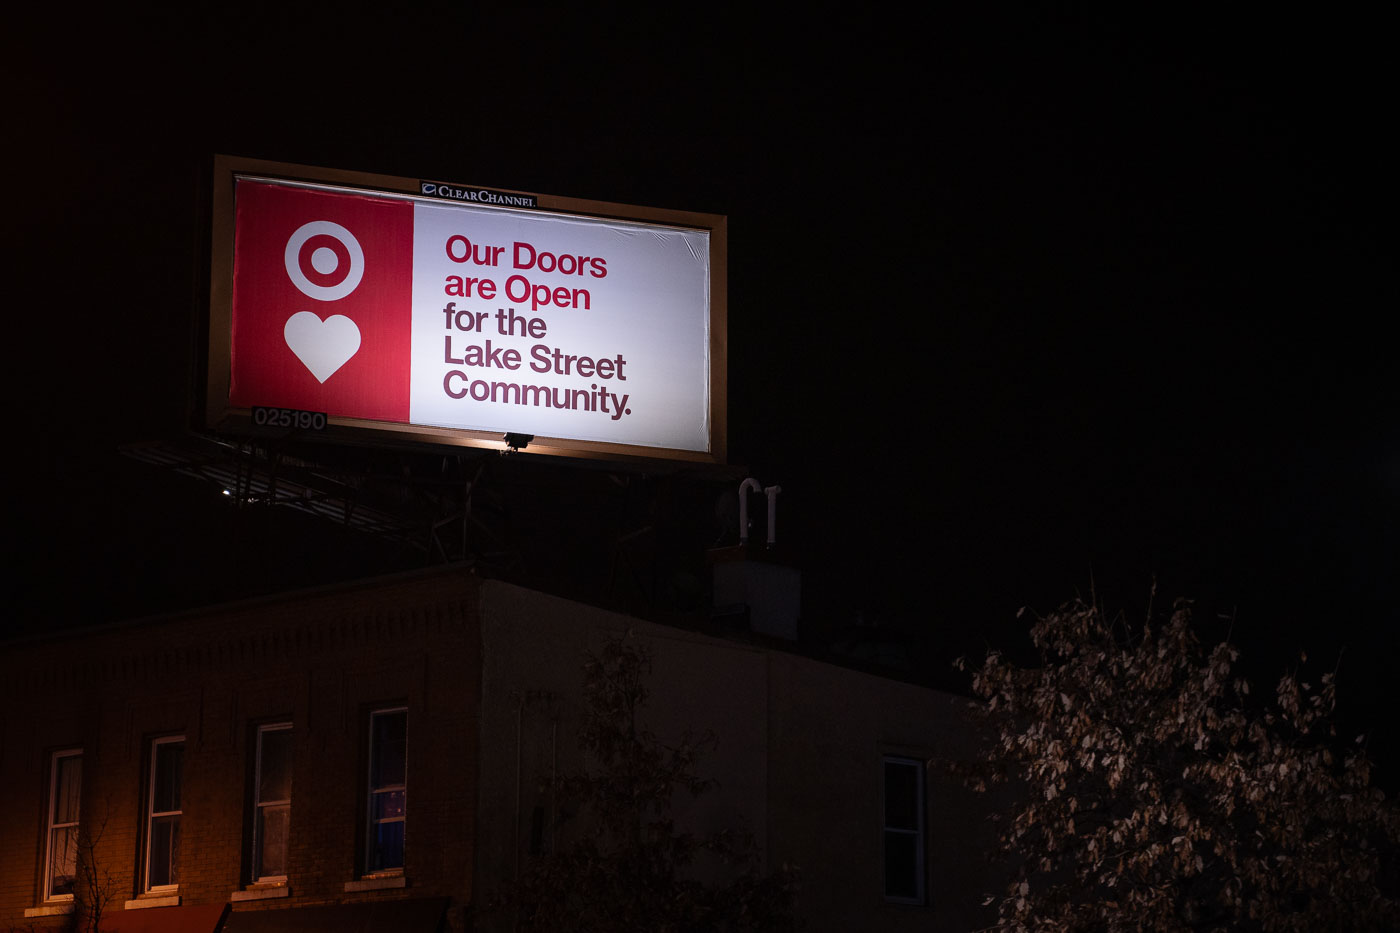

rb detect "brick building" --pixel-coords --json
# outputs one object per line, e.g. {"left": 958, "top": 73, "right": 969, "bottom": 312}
{"left": 1, "top": 566, "right": 997, "bottom": 932}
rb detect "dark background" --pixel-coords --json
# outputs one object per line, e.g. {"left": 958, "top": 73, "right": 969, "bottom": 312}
{"left": 9, "top": 9, "right": 1395, "bottom": 774}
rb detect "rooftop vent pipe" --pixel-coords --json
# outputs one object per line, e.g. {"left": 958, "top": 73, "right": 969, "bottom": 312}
{"left": 738, "top": 478, "right": 782, "bottom": 548}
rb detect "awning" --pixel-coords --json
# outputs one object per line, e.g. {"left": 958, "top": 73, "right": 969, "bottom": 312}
{"left": 219, "top": 897, "right": 449, "bottom": 933}
{"left": 103, "top": 903, "right": 229, "bottom": 932}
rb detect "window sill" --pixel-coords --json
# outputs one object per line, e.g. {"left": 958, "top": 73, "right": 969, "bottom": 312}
{"left": 343, "top": 874, "right": 407, "bottom": 892}
{"left": 230, "top": 883, "right": 290, "bottom": 902}
{"left": 24, "top": 904, "right": 74, "bottom": 918}
{"left": 124, "top": 895, "right": 182, "bottom": 910}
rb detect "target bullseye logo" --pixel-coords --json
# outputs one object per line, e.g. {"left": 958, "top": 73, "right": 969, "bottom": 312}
{"left": 282, "top": 220, "right": 365, "bottom": 382}
{"left": 284, "top": 220, "right": 364, "bottom": 301}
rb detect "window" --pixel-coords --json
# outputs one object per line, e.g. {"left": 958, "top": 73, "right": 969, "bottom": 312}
{"left": 251, "top": 724, "right": 293, "bottom": 882}
{"left": 365, "top": 708, "right": 407, "bottom": 874}
{"left": 145, "top": 737, "right": 184, "bottom": 891}
{"left": 44, "top": 750, "right": 82, "bottom": 901}
{"left": 882, "top": 755, "right": 925, "bottom": 904}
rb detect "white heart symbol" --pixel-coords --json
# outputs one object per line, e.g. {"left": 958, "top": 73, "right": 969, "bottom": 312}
{"left": 284, "top": 311, "right": 362, "bottom": 383}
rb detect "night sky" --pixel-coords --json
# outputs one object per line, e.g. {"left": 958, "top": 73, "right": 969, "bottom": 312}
{"left": 11, "top": 10, "right": 1396, "bottom": 771}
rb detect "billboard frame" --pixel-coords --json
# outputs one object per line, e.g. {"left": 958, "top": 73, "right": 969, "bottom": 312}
{"left": 206, "top": 155, "right": 727, "bottom": 465}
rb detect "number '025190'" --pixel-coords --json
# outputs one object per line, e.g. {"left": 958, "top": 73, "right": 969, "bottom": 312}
{"left": 251, "top": 406, "right": 327, "bottom": 431}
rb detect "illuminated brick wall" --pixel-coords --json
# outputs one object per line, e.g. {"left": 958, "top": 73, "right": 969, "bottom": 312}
{"left": 4, "top": 568, "right": 1001, "bottom": 933}
{"left": 0, "top": 566, "right": 480, "bottom": 931}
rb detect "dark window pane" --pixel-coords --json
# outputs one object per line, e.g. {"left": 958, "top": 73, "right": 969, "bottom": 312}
{"left": 884, "top": 832, "right": 918, "bottom": 899}
{"left": 884, "top": 760, "right": 918, "bottom": 830}
{"left": 154, "top": 744, "right": 183, "bottom": 813}
{"left": 49, "top": 826, "right": 78, "bottom": 897}
{"left": 368, "top": 820, "right": 404, "bottom": 872}
{"left": 55, "top": 755, "right": 82, "bottom": 824}
{"left": 257, "top": 805, "right": 289, "bottom": 878}
{"left": 370, "top": 712, "right": 406, "bottom": 788}
{"left": 149, "top": 815, "right": 181, "bottom": 887}
{"left": 259, "top": 729, "right": 293, "bottom": 803}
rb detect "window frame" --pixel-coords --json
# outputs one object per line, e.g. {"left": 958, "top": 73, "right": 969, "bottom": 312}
{"left": 144, "top": 736, "right": 185, "bottom": 894}
{"left": 881, "top": 754, "right": 926, "bottom": 905}
{"left": 250, "top": 722, "right": 293, "bottom": 884}
{"left": 42, "top": 748, "right": 83, "bottom": 903}
{"left": 363, "top": 706, "right": 407, "bottom": 877}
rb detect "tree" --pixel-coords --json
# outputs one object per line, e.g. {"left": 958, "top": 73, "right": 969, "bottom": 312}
{"left": 4, "top": 803, "right": 119, "bottom": 933}
{"left": 492, "top": 635, "right": 797, "bottom": 932}
{"left": 71, "top": 806, "right": 120, "bottom": 933}
{"left": 957, "top": 595, "right": 1399, "bottom": 932}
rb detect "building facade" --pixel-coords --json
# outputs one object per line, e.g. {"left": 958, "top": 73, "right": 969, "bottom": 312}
{"left": 1, "top": 566, "right": 997, "bottom": 932}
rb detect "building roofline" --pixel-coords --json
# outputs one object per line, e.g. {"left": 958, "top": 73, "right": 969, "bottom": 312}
{"left": 2, "top": 561, "right": 479, "bottom": 650}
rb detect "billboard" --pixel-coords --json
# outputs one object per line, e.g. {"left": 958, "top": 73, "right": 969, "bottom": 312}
{"left": 207, "top": 156, "right": 726, "bottom": 463}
